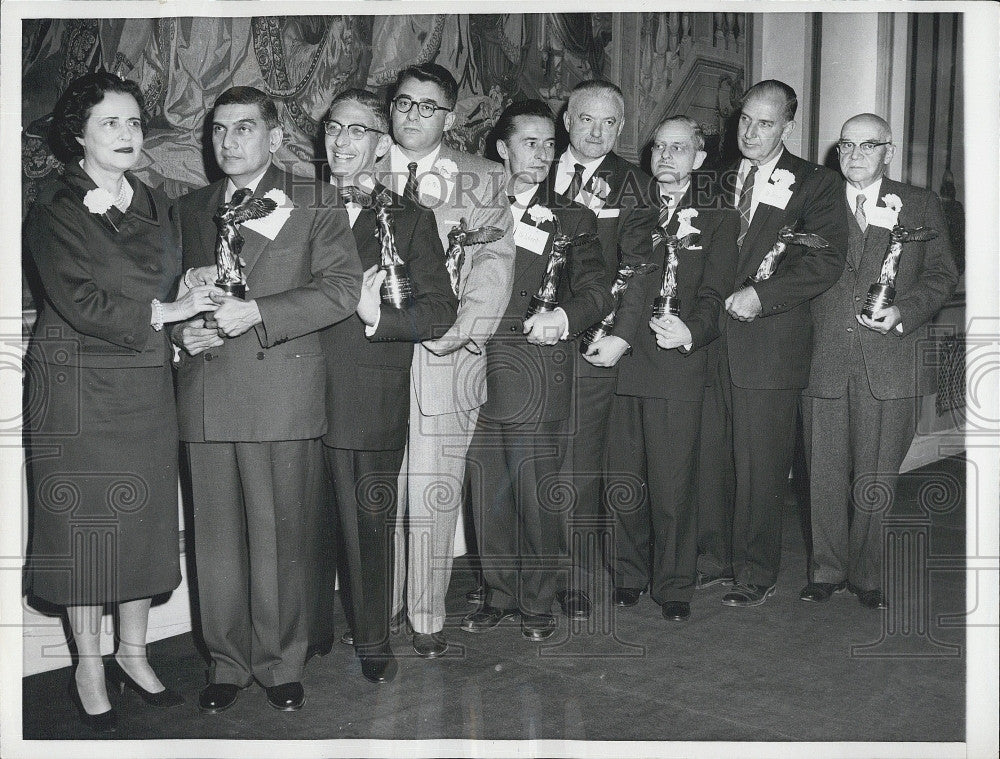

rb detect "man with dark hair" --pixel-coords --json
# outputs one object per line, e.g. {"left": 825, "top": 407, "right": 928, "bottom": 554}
{"left": 549, "top": 78, "right": 658, "bottom": 620}
{"left": 606, "top": 114, "right": 738, "bottom": 620}
{"left": 462, "top": 98, "right": 612, "bottom": 641}
{"left": 174, "top": 86, "right": 363, "bottom": 711}
{"left": 313, "top": 88, "right": 458, "bottom": 681}
{"left": 382, "top": 64, "right": 516, "bottom": 659}
{"left": 699, "top": 78, "right": 848, "bottom": 607}
{"left": 800, "top": 113, "right": 957, "bottom": 609}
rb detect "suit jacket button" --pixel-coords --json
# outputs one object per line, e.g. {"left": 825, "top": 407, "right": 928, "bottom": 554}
{"left": 520, "top": 290, "right": 528, "bottom": 297}
{"left": 257, "top": 351, "right": 265, "bottom": 360}
{"left": 510, "top": 325, "right": 518, "bottom": 332}
{"left": 855, "top": 296, "right": 861, "bottom": 301}
{"left": 846, "top": 327, "right": 853, "bottom": 333}
{"left": 204, "top": 352, "right": 213, "bottom": 361}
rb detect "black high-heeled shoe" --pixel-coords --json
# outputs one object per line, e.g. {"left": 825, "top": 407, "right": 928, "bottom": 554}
{"left": 67, "top": 678, "right": 117, "bottom": 734}
{"left": 107, "top": 658, "right": 184, "bottom": 708}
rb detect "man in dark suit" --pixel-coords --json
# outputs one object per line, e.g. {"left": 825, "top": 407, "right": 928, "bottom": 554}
{"left": 704, "top": 79, "right": 848, "bottom": 607}
{"left": 549, "top": 80, "right": 658, "bottom": 620}
{"left": 800, "top": 113, "right": 958, "bottom": 609}
{"left": 462, "top": 99, "right": 612, "bottom": 641}
{"left": 316, "top": 89, "right": 457, "bottom": 680}
{"left": 174, "top": 86, "right": 363, "bottom": 711}
{"left": 607, "top": 116, "right": 738, "bottom": 621}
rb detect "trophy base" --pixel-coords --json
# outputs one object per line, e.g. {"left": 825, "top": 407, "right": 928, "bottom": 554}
{"left": 580, "top": 322, "right": 612, "bottom": 354}
{"left": 526, "top": 296, "right": 558, "bottom": 319}
{"left": 652, "top": 296, "right": 680, "bottom": 318}
{"left": 380, "top": 265, "right": 415, "bottom": 309}
{"left": 861, "top": 283, "right": 896, "bottom": 319}
{"left": 216, "top": 280, "right": 246, "bottom": 299}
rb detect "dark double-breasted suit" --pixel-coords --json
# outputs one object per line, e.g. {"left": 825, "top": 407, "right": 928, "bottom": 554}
{"left": 608, "top": 186, "right": 739, "bottom": 603}
{"left": 551, "top": 150, "right": 658, "bottom": 592}
{"left": 801, "top": 177, "right": 957, "bottom": 591}
{"left": 467, "top": 185, "right": 613, "bottom": 615}
{"left": 316, "top": 187, "right": 457, "bottom": 657}
{"left": 699, "top": 148, "right": 848, "bottom": 589}
{"left": 175, "top": 165, "right": 362, "bottom": 688}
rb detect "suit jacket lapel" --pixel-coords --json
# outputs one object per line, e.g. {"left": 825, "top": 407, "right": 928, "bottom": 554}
{"left": 512, "top": 186, "right": 552, "bottom": 289}
{"left": 738, "top": 150, "right": 794, "bottom": 276}
{"left": 352, "top": 208, "right": 379, "bottom": 268}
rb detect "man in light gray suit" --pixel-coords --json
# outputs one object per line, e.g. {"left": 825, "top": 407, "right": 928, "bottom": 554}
{"left": 382, "top": 63, "right": 516, "bottom": 658}
{"left": 800, "top": 113, "right": 957, "bottom": 610}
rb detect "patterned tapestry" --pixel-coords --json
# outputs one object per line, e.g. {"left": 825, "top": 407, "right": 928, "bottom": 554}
{"left": 21, "top": 13, "right": 749, "bottom": 206}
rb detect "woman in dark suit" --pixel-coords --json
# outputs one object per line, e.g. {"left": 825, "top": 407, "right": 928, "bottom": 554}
{"left": 24, "top": 72, "right": 220, "bottom": 732}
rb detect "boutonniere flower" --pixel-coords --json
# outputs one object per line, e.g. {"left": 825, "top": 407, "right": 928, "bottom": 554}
{"left": 434, "top": 158, "right": 458, "bottom": 182}
{"left": 527, "top": 204, "right": 554, "bottom": 225}
{"left": 83, "top": 187, "right": 115, "bottom": 215}
{"left": 676, "top": 208, "right": 701, "bottom": 239}
{"left": 881, "top": 193, "right": 903, "bottom": 213}
{"left": 591, "top": 176, "right": 611, "bottom": 200}
{"left": 770, "top": 169, "right": 795, "bottom": 189}
{"left": 262, "top": 188, "right": 291, "bottom": 208}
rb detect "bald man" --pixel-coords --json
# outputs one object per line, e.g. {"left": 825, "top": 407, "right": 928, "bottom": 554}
{"left": 799, "top": 113, "right": 957, "bottom": 610}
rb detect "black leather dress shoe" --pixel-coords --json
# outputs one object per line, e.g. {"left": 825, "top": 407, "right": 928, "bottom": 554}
{"left": 521, "top": 613, "right": 557, "bottom": 641}
{"left": 849, "top": 584, "right": 889, "bottom": 609}
{"left": 305, "top": 638, "right": 334, "bottom": 663}
{"left": 721, "top": 583, "right": 776, "bottom": 607}
{"left": 360, "top": 651, "right": 398, "bottom": 683}
{"left": 612, "top": 587, "right": 644, "bottom": 607}
{"left": 556, "top": 589, "right": 592, "bottom": 619}
{"left": 198, "top": 683, "right": 242, "bottom": 714}
{"left": 265, "top": 681, "right": 304, "bottom": 711}
{"left": 461, "top": 605, "right": 519, "bottom": 633}
{"left": 412, "top": 632, "right": 448, "bottom": 658}
{"left": 465, "top": 584, "right": 486, "bottom": 604}
{"left": 661, "top": 601, "right": 691, "bottom": 621}
{"left": 799, "top": 581, "right": 847, "bottom": 603}
{"left": 68, "top": 679, "right": 117, "bottom": 733}
{"left": 696, "top": 571, "right": 735, "bottom": 589}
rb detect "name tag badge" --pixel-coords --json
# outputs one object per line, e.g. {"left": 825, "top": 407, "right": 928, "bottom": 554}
{"left": 514, "top": 222, "right": 550, "bottom": 255}
{"left": 758, "top": 185, "right": 792, "bottom": 210}
{"left": 866, "top": 205, "right": 899, "bottom": 230}
{"left": 597, "top": 207, "right": 621, "bottom": 219}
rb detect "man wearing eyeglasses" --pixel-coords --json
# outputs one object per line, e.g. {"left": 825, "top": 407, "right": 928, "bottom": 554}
{"left": 549, "top": 80, "right": 658, "bottom": 622}
{"left": 699, "top": 79, "right": 847, "bottom": 608}
{"left": 800, "top": 113, "right": 957, "bottom": 610}
{"left": 380, "top": 64, "right": 516, "bottom": 659}
{"left": 310, "top": 89, "right": 457, "bottom": 682}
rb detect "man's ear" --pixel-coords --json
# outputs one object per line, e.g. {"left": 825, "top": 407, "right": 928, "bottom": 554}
{"left": 496, "top": 139, "right": 509, "bottom": 163}
{"left": 442, "top": 110, "right": 458, "bottom": 133}
{"left": 780, "top": 119, "right": 795, "bottom": 143}
{"left": 374, "top": 133, "right": 393, "bottom": 161}
{"left": 692, "top": 149, "right": 707, "bottom": 172}
{"left": 268, "top": 127, "right": 283, "bottom": 154}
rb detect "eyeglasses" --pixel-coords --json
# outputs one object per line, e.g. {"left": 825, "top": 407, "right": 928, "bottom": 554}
{"left": 836, "top": 140, "right": 891, "bottom": 156}
{"left": 323, "top": 120, "right": 384, "bottom": 139}
{"left": 391, "top": 96, "right": 452, "bottom": 118}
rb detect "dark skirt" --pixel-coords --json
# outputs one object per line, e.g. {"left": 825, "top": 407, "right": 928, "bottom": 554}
{"left": 24, "top": 358, "right": 182, "bottom": 606}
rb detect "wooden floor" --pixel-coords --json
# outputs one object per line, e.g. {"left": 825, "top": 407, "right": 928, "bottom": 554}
{"left": 20, "top": 456, "right": 967, "bottom": 746}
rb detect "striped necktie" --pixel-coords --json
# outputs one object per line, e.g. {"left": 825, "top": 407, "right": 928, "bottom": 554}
{"left": 403, "top": 162, "right": 420, "bottom": 205}
{"left": 658, "top": 194, "right": 676, "bottom": 232}
{"left": 737, "top": 163, "right": 757, "bottom": 247}
{"left": 854, "top": 194, "right": 868, "bottom": 233}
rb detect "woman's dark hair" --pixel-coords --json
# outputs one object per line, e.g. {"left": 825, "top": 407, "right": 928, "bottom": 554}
{"left": 49, "top": 71, "right": 147, "bottom": 162}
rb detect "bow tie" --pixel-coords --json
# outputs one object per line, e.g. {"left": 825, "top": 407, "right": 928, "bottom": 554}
{"left": 340, "top": 186, "right": 373, "bottom": 207}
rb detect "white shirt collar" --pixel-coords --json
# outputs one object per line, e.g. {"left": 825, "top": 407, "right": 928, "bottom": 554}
{"left": 739, "top": 147, "right": 784, "bottom": 188}
{"left": 509, "top": 184, "right": 541, "bottom": 217}
{"left": 846, "top": 176, "right": 883, "bottom": 212}
{"left": 225, "top": 164, "right": 271, "bottom": 203}
{"left": 389, "top": 143, "right": 442, "bottom": 174}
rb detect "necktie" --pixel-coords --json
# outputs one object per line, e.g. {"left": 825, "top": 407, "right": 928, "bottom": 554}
{"left": 403, "top": 162, "right": 420, "bottom": 205}
{"left": 565, "top": 162, "right": 585, "bottom": 202}
{"left": 340, "top": 186, "right": 372, "bottom": 207}
{"left": 854, "top": 194, "right": 868, "bottom": 233}
{"left": 737, "top": 163, "right": 757, "bottom": 247}
{"left": 658, "top": 194, "right": 676, "bottom": 232}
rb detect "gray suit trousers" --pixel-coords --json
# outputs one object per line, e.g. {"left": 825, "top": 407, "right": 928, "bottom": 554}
{"left": 803, "top": 345, "right": 918, "bottom": 591}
